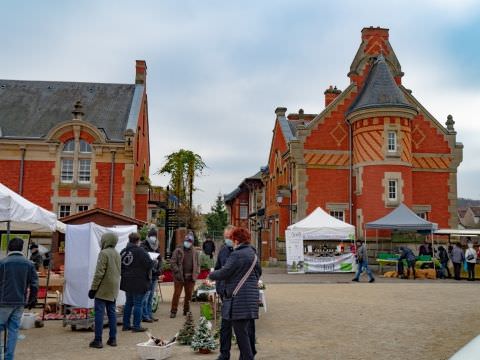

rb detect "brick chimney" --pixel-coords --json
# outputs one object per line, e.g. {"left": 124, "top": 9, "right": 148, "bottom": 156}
{"left": 135, "top": 60, "right": 147, "bottom": 85}
{"left": 324, "top": 86, "right": 341, "bottom": 107}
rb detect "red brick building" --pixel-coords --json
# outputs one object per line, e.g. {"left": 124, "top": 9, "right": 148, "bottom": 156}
{"left": 229, "top": 27, "right": 463, "bottom": 260}
{"left": 0, "top": 60, "right": 152, "bottom": 221}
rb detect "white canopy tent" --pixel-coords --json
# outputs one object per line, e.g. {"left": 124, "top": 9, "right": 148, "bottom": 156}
{"left": 0, "top": 182, "right": 64, "bottom": 233}
{"left": 287, "top": 207, "right": 355, "bottom": 240}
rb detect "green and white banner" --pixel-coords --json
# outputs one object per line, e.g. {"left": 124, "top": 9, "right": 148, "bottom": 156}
{"left": 304, "top": 253, "right": 356, "bottom": 273}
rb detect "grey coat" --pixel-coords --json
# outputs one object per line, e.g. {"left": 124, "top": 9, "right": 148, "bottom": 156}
{"left": 451, "top": 246, "right": 465, "bottom": 264}
{"left": 209, "top": 244, "right": 262, "bottom": 320}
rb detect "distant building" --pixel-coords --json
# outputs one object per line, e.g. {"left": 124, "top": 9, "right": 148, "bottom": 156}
{"left": 227, "top": 27, "right": 463, "bottom": 260}
{"left": 0, "top": 60, "right": 151, "bottom": 221}
{"left": 461, "top": 206, "right": 480, "bottom": 229}
{"left": 224, "top": 171, "right": 264, "bottom": 249}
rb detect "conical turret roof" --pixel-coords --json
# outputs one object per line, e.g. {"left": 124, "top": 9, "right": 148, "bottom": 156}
{"left": 348, "top": 55, "right": 415, "bottom": 114}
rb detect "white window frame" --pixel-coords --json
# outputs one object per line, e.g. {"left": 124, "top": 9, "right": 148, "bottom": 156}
{"left": 329, "top": 210, "right": 345, "bottom": 222}
{"left": 58, "top": 204, "right": 71, "bottom": 218}
{"left": 78, "top": 159, "right": 91, "bottom": 183}
{"left": 61, "top": 159, "right": 74, "bottom": 183}
{"left": 60, "top": 138, "right": 92, "bottom": 185}
{"left": 387, "top": 131, "right": 397, "bottom": 152}
{"left": 416, "top": 212, "right": 428, "bottom": 220}
{"left": 388, "top": 180, "right": 398, "bottom": 201}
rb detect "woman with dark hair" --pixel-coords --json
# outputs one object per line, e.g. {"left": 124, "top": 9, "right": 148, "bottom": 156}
{"left": 209, "top": 228, "right": 262, "bottom": 360}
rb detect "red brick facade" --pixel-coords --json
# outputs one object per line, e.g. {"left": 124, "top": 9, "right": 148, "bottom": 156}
{"left": 0, "top": 60, "right": 152, "bottom": 221}
{"left": 229, "top": 27, "right": 463, "bottom": 260}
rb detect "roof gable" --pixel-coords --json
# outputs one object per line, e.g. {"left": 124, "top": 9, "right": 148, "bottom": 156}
{"left": 0, "top": 80, "right": 140, "bottom": 140}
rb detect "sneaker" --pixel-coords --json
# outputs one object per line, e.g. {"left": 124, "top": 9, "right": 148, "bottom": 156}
{"left": 369, "top": 278, "right": 375, "bottom": 283}
{"left": 351, "top": 278, "right": 359, "bottom": 282}
{"left": 152, "top": 317, "right": 159, "bottom": 322}
{"left": 142, "top": 318, "right": 154, "bottom": 323}
{"left": 122, "top": 326, "right": 132, "bottom": 331}
{"left": 132, "top": 327, "right": 148, "bottom": 332}
{"left": 170, "top": 312, "right": 176, "bottom": 318}
{"left": 106, "top": 338, "right": 117, "bottom": 347}
{"left": 89, "top": 340, "right": 103, "bottom": 349}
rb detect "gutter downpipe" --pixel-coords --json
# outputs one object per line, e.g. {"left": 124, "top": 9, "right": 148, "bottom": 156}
{"left": 19, "top": 147, "right": 26, "bottom": 195}
{"left": 109, "top": 151, "right": 116, "bottom": 211}
{"left": 345, "top": 118, "right": 353, "bottom": 225}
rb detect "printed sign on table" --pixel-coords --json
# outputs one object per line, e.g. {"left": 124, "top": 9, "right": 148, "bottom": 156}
{"left": 285, "top": 230, "right": 305, "bottom": 274}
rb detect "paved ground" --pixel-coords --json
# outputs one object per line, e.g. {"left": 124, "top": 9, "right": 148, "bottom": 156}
{"left": 15, "top": 268, "right": 480, "bottom": 360}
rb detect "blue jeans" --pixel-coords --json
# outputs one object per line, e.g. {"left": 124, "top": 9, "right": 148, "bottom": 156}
{"left": 142, "top": 279, "right": 156, "bottom": 320}
{"left": 94, "top": 298, "right": 117, "bottom": 342}
{"left": 354, "top": 260, "right": 374, "bottom": 281}
{"left": 123, "top": 293, "right": 145, "bottom": 329}
{"left": 0, "top": 306, "right": 24, "bottom": 360}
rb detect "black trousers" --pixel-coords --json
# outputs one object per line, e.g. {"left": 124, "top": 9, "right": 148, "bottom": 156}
{"left": 232, "top": 319, "right": 256, "bottom": 360}
{"left": 467, "top": 262, "right": 475, "bottom": 280}
{"left": 219, "top": 317, "right": 232, "bottom": 360}
{"left": 453, "top": 262, "right": 462, "bottom": 280}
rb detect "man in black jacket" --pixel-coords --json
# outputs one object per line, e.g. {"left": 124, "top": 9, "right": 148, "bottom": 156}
{"left": 214, "top": 225, "right": 235, "bottom": 360}
{"left": 120, "top": 232, "right": 153, "bottom": 332}
{"left": 141, "top": 227, "right": 162, "bottom": 323}
{"left": 0, "top": 238, "right": 38, "bottom": 359}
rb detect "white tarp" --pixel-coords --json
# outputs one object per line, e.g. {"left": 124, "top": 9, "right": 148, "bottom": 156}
{"left": 0, "top": 182, "right": 62, "bottom": 232}
{"left": 63, "top": 223, "right": 137, "bottom": 308}
{"left": 287, "top": 207, "right": 355, "bottom": 240}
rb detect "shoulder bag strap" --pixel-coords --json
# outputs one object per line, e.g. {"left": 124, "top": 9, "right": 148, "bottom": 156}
{"left": 232, "top": 255, "right": 258, "bottom": 297}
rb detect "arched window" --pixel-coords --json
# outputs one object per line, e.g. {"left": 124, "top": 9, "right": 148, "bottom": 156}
{"left": 79, "top": 140, "right": 92, "bottom": 153}
{"left": 60, "top": 138, "right": 92, "bottom": 184}
{"left": 63, "top": 139, "right": 75, "bottom": 152}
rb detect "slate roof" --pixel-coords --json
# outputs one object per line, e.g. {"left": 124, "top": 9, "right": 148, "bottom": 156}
{"left": 470, "top": 206, "right": 480, "bottom": 217}
{"left": 0, "top": 79, "right": 142, "bottom": 140}
{"left": 347, "top": 55, "right": 415, "bottom": 114}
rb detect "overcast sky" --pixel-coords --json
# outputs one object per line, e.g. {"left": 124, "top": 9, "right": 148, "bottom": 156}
{"left": 2, "top": 0, "right": 480, "bottom": 211}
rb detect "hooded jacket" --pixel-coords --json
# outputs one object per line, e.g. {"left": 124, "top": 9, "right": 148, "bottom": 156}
{"left": 120, "top": 242, "right": 154, "bottom": 294}
{"left": 90, "top": 233, "right": 121, "bottom": 302}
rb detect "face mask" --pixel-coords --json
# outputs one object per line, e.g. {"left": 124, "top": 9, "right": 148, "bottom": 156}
{"left": 225, "top": 239, "right": 233, "bottom": 248}
{"left": 184, "top": 241, "right": 192, "bottom": 249}
{"left": 468, "top": 243, "right": 473, "bottom": 249}
{"left": 147, "top": 236, "right": 158, "bottom": 250}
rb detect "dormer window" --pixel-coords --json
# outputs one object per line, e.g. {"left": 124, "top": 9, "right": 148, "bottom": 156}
{"left": 60, "top": 138, "right": 92, "bottom": 185}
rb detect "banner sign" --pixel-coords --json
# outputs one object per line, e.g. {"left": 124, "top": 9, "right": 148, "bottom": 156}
{"left": 286, "top": 230, "right": 305, "bottom": 274}
{"left": 303, "top": 253, "right": 355, "bottom": 273}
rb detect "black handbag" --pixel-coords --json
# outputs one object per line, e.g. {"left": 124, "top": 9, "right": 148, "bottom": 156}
{"left": 221, "top": 255, "right": 258, "bottom": 320}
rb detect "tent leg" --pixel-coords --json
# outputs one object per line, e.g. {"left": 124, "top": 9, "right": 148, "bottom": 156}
{"left": 6, "top": 221, "right": 10, "bottom": 243}
{"left": 431, "top": 233, "right": 435, "bottom": 272}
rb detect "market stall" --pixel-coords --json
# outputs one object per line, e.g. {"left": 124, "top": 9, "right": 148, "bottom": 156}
{"left": 285, "top": 207, "right": 356, "bottom": 274}
{"left": 62, "top": 222, "right": 137, "bottom": 329}
{"left": 0, "top": 182, "right": 65, "bottom": 257}
{"left": 365, "top": 203, "right": 438, "bottom": 274}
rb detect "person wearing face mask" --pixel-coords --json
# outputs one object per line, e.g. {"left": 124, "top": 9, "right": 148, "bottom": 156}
{"left": 214, "top": 225, "right": 235, "bottom": 360}
{"left": 169, "top": 233, "right": 200, "bottom": 318}
{"left": 141, "top": 227, "right": 163, "bottom": 322}
{"left": 465, "top": 239, "right": 477, "bottom": 281}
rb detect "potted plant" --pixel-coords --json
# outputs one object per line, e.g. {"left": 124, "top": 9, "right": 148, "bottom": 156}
{"left": 191, "top": 316, "right": 217, "bottom": 354}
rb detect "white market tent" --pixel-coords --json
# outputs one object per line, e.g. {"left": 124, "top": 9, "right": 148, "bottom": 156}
{"left": 288, "top": 207, "right": 355, "bottom": 240}
{"left": 0, "top": 182, "right": 65, "bottom": 234}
